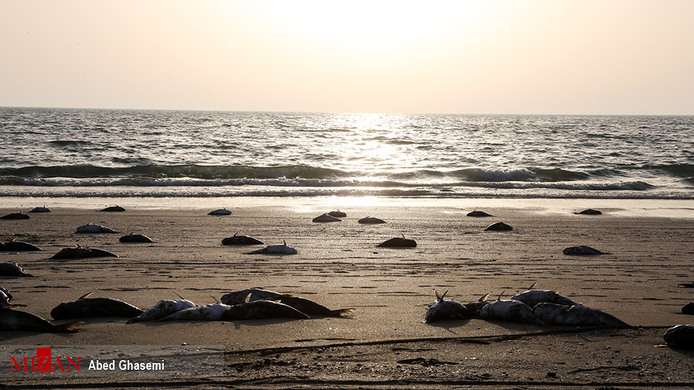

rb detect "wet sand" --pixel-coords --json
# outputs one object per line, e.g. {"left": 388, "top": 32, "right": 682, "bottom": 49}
{"left": 1, "top": 200, "right": 693, "bottom": 388}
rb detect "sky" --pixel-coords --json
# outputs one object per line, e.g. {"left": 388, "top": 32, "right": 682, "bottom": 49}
{"left": 1, "top": 0, "right": 693, "bottom": 115}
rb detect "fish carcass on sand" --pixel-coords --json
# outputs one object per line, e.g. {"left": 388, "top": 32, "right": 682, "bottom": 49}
{"left": 220, "top": 288, "right": 352, "bottom": 317}
{"left": 533, "top": 303, "right": 631, "bottom": 328}
{"left": 51, "top": 293, "right": 144, "bottom": 320}
{"left": 127, "top": 299, "right": 196, "bottom": 322}
{"left": 425, "top": 290, "right": 471, "bottom": 323}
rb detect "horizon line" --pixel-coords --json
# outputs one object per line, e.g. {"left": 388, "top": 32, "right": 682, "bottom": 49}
{"left": 1, "top": 104, "right": 693, "bottom": 117}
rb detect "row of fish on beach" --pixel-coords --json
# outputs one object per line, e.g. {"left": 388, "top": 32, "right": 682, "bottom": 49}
{"left": 0, "top": 287, "right": 351, "bottom": 333}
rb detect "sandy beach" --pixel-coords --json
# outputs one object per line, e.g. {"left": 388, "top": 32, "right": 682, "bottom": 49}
{"left": 1, "top": 198, "right": 693, "bottom": 388}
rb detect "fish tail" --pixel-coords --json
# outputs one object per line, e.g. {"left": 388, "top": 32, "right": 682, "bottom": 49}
{"left": 328, "top": 308, "right": 355, "bottom": 317}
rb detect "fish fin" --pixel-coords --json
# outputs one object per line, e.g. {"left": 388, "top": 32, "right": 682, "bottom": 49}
{"left": 434, "top": 289, "right": 441, "bottom": 301}
{"left": 328, "top": 308, "right": 354, "bottom": 317}
{"left": 497, "top": 291, "right": 505, "bottom": 301}
{"left": 478, "top": 293, "right": 489, "bottom": 302}
{"left": 243, "top": 293, "right": 251, "bottom": 303}
{"left": 78, "top": 292, "right": 93, "bottom": 300}
{"left": 528, "top": 282, "right": 537, "bottom": 290}
{"left": 211, "top": 295, "right": 220, "bottom": 304}
{"left": 283, "top": 240, "right": 287, "bottom": 246}
{"left": 174, "top": 292, "right": 186, "bottom": 300}
{"left": 441, "top": 290, "right": 448, "bottom": 300}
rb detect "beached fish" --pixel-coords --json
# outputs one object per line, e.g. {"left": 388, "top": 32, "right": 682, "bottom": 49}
{"left": 533, "top": 303, "right": 630, "bottom": 328}
{"left": 28, "top": 206, "right": 50, "bottom": 213}
{"left": 328, "top": 210, "right": 347, "bottom": 218}
{"left": 101, "top": 205, "right": 125, "bottom": 212}
{"left": 358, "top": 216, "right": 386, "bottom": 224}
{"left": 119, "top": 233, "right": 154, "bottom": 243}
{"left": 312, "top": 213, "right": 341, "bottom": 223}
{"left": 221, "top": 300, "right": 310, "bottom": 321}
{"left": 1, "top": 212, "right": 29, "bottom": 220}
{"left": 222, "top": 233, "right": 264, "bottom": 246}
{"left": 574, "top": 208, "right": 602, "bottom": 215}
{"left": 160, "top": 303, "right": 231, "bottom": 321}
{"left": 1, "top": 287, "right": 12, "bottom": 307}
{"left": 664, "top": 325, "right": 694, "bottom": 349}
{"left": 247, "top": 241, "right": 297, "bottom": 255}
{"left": 75, "top": 223, "right": 118, "bottom": 234}
{"left": 127, "top": 298, "right": 196, "bottom": 323}
{"left": 425, "top": 290, "right": 471, "bottom": 323}
{"left": 467, "top": 210, "right": 493, "bottom": 217}
{"left": 682, "top": 303, "right": 694, "bottom": 315}
{"left": 220, "top": 288, "right": 352, "bottom": 317}
{"left": 511, "top": 289, "right": 576, "bottom": 308}
{"left": 0, "top": 308, "right": 77, "bottom": 333}
{"left": 0, "top": 262, "right": 33, "bottom": 277}
{"left": 479, "top": 300, "right": 538, "bottom": 324}
{"left": 51, "top": 246, "right": 118, "bottom": 260}
{"left": 51, "top": 293, "right": 143, "bottom": 320}
{"left": 377, "top": 236, "right": 417, "bottom": 248}
{"left": 0, "top": 240, "right": 41, "bottom": 252}
{"left": 563, "top": 246, "right": 604, "bottom": 256}
{"left": 484, "top": 222, "right": 513, "bottom": 231}
{"left": 208, "top": 208, "right": 232, "bottom": 216}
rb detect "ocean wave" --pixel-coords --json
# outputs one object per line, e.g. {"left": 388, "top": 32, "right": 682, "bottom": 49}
{"left": 640, "top": 163, "right": 694, "bottom": 178}
{"left": 391, "top": 167, "right": 591, "bottom": 182}
{"left": 0, "top": 164, "right": 349, "bottom": 180}
{"left": 0, "top": 175, "right": 655, "bottom": 192}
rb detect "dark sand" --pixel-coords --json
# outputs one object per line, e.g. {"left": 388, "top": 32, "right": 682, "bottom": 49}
{"left": 1, "top": 202, "right": 693, "bottom": 388}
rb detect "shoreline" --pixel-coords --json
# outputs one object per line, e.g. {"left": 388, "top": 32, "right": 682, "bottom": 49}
{"left": 2, "top": 196, "right": 694, "bottom": 218}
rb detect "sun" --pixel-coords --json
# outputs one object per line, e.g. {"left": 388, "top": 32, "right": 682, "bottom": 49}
{"left": 247, "top": 0, "right": 499, "bottom": 56}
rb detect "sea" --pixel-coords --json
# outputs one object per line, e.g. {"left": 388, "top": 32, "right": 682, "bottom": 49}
{"left": 1, "top": 107, "right": 693, "bottom": 199}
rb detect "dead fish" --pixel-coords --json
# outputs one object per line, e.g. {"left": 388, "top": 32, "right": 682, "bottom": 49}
{"left": 101, "top": 205, "right": 125, "bottom": 212}
{"left": 563, "top": 246, "right": 604, "bottom": 256}
{"left": 247, "top": 241, "right": 297, "bottom": 255}
{"left": 0, "top": 240, "right": 41, "bottom": 252}
{"left": 484, "top": 222, "right": 513, "bottom": 231}
{"left": 29, "top": 206, "right": 50, "bottom": 213}
{"left": 222, "top": 233, "right": 264, "bottom": 246}
{"left": 127, "top": 298, "right": 196, "bottom": 323}
{"left": 533, "top": 303, "right": 630, "bottom": 328}
{"left": 467, "top": 210, "right": 493, "bottom": 217}
{"left": 358, "top": 216, "right": 386, "bottom": 224}
{"left": 51, "top": 292, "right": 143, "bottom": 320}
{"left": 51, "top": 246, "right": 118, "bottom": 260}
{"left": 511, "top": 289, "right": 576, "bottom": 308}
{"left": 75, "top": 223, "right": 118, "bottom": 234}
{"left": 574, "top": 208, "right": 602, "bottom": 215}
{"left": 119, "top": 233, "right": 154, "bottom": 243}
{"left": 1, "top": 212, "right": 29, "bottom": 220}
{"left": 159, "top": 303, "right": 231, "bottom": 321}
{"left": 480, "top": 299, "right": 538, "bottom": 324}
{"left": 208, "top": 208, "right": 232, "bottom": 216}
{"left": 221, "top": 300, "right": 310, "bottom": 321}
{"left": 312, "top": 213, "right": 341, "bottom": 223}
{"left": 1, "top": 287, "right": 12, "bottom": 307}
{"left": 220, "top": 288, "right": 352, "bottom": 317}
{"left": 425, "top": 290, "right": 471, "bottom": 323}
{"left": 682, "top": 303, "right": 694, "bottom": 315}
{"left": 377, "top": 235, "right": 417, "bottom": 248}
{"left": 328, "top": 210, "right": 347, "bottom": 218}
{"left": 664, "top": 325, "right": 694, "bottom": 349}
{"left": 0, "top": 308, "right": 77, "bottom": 333}
{"left": 0, "top": 262, "right": 33, "bottom": 277}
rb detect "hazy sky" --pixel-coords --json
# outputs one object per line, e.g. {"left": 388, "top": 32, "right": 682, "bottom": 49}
{"left": 1, "top": 0, "right": 693, "bottom": 114}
